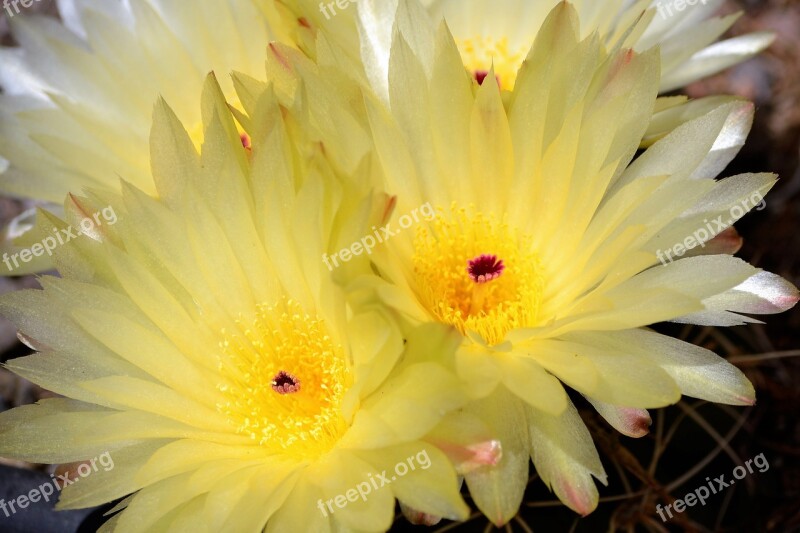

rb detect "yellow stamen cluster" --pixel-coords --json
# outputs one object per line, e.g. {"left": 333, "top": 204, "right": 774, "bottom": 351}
{"left": 413, "top": 205, "right": 544, "bottom": 346}
{"left": 456, "top": 35, "right": 528, "bottom": 89}
{"left": 217, "top": 299, "right": 350, "bottom": 460}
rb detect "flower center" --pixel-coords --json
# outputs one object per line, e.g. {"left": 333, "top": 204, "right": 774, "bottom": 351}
{"left": 455, "top": 36, "right": 528, "bottom": 90}
{"left": 413, "top": 205, "right": 544, "bottom": 346}
{"left": 217, "top": 299, "right": 350, "bottom": 459}
{"left": 467, "top": 254, "right": 505, "bottom": 283}
{"left": 271, "top": 370, "right": 301, "bottom": 394}
{"left": 474, "top": 70, "right": 498, "bottom": 86}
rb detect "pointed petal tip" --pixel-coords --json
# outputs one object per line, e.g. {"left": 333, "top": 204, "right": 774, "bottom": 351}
{"left": 735, "top": 394, "right": 756, "bottom": 406}
{"left": 588, "top": 398, "right": 652, "bottom": 438}
{"left": 16, "top": 331, "right": 44, "bottom": 351}
{"left": 554, "top": 478, "right": 597, "bottom": 516}
{"left": 488, "top": 511, "right": 512, "bottom": 528}
{"left": 399, "top": 502, "right": 443, "bottom": 526}
{"left": 782, "top": 294, "right": 800, "bottom": 310}
{"left": 607, "top": 48, "right": 636, "bottom": 82}
{"left": 735, "top": 271, "right": 800, "bottom": 314}
{"left": 268, "top": 42, "right": 292, "bottom": 71}
{"left": 619, "top": 407, "right": 652, "bottom": 438}
{"left": 380, "top": 194, "right": 397, "bottom": 226}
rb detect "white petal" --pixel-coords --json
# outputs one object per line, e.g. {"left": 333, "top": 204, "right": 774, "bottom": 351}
{"left": 356, "top": 0, "right": 399, "bottom": 103}
{"left": 661, "top": 32, "right": 775, "bottom": 92}
{"left": 617, "top": 101, "right": 754, "bottom": 193}
{"left": 56, "top": 0, "right": 135, "bottom": 39}
{"left": 677, "top": 270, "right": 800, "bottom": 325}
{"left": 728, "top": 271, "right": 800, "bottom": 313}
{"left": 569, "top": 329, "right": 756, "bottom": 406}
{"left": 644, "top": 95, "right": 739, "bottom": 146}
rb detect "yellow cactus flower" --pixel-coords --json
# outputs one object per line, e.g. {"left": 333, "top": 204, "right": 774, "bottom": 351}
{"left": 276, "top": 2, "right": 797, "bottom": 524}
{"left": 0, "top": 0, "right": 293, "bottom": 201}
{"left": 423, "top": 0, "right": 773, "bottom": 91}
{"left": 0, "top": 0, "right": 294, "bottom": 273}
{"left": 282, "top": 0, "right": 773, "bottom": 96}
{"left": 0, "top": 76, "right": 470, "bottom": 531}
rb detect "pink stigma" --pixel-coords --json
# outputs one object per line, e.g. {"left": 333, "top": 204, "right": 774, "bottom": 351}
{"left": 467, "top": 254, "right": 505, "bottom": 283}
{"left": 475, "top": 70, "right": 490, "bottom": 84}
{"left": 474, "top": 70, "right": 501, "bottom": 88}
{"left": 271, "top": 370, "right": 301, "bottom": 394}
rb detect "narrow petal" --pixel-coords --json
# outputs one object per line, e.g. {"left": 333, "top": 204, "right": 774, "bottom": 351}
{"left": 674, "top": 269, "right": 799, "bottom": 326}
{"left": 526, "top": 400, "right": 607, "bottom": 516}
{"left": 709, "top": 270, "right": 800, "bottom": 315}
{"left": 569, "top": 329, "right": 756, "bottom": 406}
{"left": 463, "top": 390, "right": 529, "bottom": 527}
{"left": 660, "top": 32, "right": 775, "bottom": 92}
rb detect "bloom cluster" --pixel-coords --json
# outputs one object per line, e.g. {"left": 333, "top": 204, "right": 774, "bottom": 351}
{"left": 0, "top": 1, "right": 795, "bottom": 532}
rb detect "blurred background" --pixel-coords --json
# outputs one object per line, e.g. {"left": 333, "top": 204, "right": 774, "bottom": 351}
{"left": 0, "top": 0, "right": 798, "bottom": 531}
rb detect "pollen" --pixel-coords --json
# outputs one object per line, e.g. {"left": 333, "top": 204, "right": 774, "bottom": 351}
{"left": 216, "top": 298, "right": 350, "bottom": 460}
{"left": 456, "top": 36, "right": 528, "bottom": 90}
{"left": 413, "top": 204, "right": 544, "bottom": 346}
